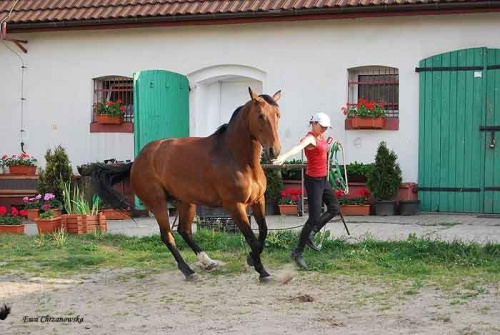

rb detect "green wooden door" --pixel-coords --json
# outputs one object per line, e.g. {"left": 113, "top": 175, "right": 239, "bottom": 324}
{"left": 484, "top": 50, "right": 500, "bottom": 214}
{"left": 133, "top": 70, "right": 189, "bottom": 208}
{"left": 418, "top": 48, "right": 500, "bottom": 214}
{"left": 134, "top": 70, "right": 189, "bottom": 156}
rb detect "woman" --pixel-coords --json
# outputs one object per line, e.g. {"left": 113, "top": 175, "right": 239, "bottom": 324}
{"left": 272, "top": 112, "right": 340, "bottom": 269}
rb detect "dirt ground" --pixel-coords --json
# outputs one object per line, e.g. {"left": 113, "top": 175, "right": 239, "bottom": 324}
{"left": 1, "top": 264, "right": 499, "bottom": 335}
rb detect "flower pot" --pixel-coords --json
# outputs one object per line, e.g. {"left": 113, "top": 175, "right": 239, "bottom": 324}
{"left": 35, "top": 217, "right": 62, "bottom": 234}
{"left": 96, "top": 114, "right": 122, "bottom": 125}
{"left": 101, "top": 208, "right": 130, "bottom": 220}
{"left": 98, "top": 212, "right": 108, "bottom": 233}
{"left": 340, "top": 205, "right": 370, "bottom": 216}
{"left": 9, "top": 165, "right": 37, "bottom": 175}
{"left": 265, "top": 201, "right": 279, "bottom": 215}
{"left": 350, "top": 117, "right": 386, "bottom": 129}
{"left": 374, "top": 201, "right": 396, "bottom": 216}
{"left": 62, "top": 214, "right": 85, "bottom": 234}
{"left": 399, "top": 200, "right": 420, "bottom": 216}
{"left": 0, "top": 224, "right": 25, "bottom": 234}
{"left": 85, "top": 215, "right": 99, "bottom": 233}
{"left": 26, "top": 209, "right": 40, "bottom": 221}
{"left": 52, "top": 209, "right": 63, "bottom": 217}
{"left": 278, "top": 204, "right": 298, "bottom": 216}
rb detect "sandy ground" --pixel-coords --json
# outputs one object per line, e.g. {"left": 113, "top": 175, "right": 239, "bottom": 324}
{"left": 1, "top": 264, "right": 499, "bottom": 335}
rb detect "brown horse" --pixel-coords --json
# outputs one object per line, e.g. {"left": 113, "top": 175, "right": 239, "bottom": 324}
{"left": 92, "top": 88, "right": 281, "bottom": 281}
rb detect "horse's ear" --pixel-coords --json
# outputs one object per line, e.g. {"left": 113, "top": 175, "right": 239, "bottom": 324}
{"left": 248, "top": 87, "right": 260, "bottom": 101}
{"left": 272, "top": 90, "right": 281, "bottom": 102}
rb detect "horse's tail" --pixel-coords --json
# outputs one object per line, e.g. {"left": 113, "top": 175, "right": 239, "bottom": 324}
{"left": 91, "top": 162, "right": 133, "bottom": 211}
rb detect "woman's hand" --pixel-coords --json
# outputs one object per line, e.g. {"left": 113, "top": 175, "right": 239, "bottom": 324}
{"left": 271, "top": 156, "right": 286, "bottom": 166}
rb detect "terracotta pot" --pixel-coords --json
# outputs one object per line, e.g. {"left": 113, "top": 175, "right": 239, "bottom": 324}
{"left": 62, "top": 214, "right": 85, "bottom": 234}
{"left": 85, "top": 215, "right": 99, "bottom": 234}
{"left": 350, "top": 117, "right": 386, "bottom": 129}
{"left": 52, "top": 209, "right": 63, "bottom": 217}
{"left": 0, "top": 224, "right": 25, "bottom": 234}
{"left": 35, "top": 217, "right": 62, "bottom": 234}
{"left": 26, "top": 209, "right": 40, "bottom": 221}
{"left": 340, "top": 205, "right": 370, "bottom": 216}
{"left": 278, "top": 204, "right": 298, "bottom": 216}
{"left": 101, "top": 208, "right": 130, "bottom": 220}
{"left": 98, "top": 212, "right": 108, "bottom": 233}
{"left": 9, "top": 165, "right": 37, "bottom": 175}
{"left": 96, "top": 114, "right": 122, "bottom": 125}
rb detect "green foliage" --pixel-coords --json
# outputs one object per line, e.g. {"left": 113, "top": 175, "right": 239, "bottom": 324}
{"left": 37, "top": 146, "right": 73, "bottom": 202}
{"left": 94, "top": 100, "right": 125, "bottom": 117}
{"left": 39, "top": 210, "right": 56, "bottom": 219}
{"left": 344, "top": 99, "right": 387, "bottom": 119}
{"left": 344, "top": 161, "right": 374, "bottom": 179}
{"left": 367, "top": 142, "right": 402, "bottom": 201}
{"left": 260, "top": 154, "right": 284, "bottom": 202}
{"left": 281, "top": 159, "right": 303, "bottom": 180}
{"left": 0, "top": 216, "right": 23, "bottom": 225}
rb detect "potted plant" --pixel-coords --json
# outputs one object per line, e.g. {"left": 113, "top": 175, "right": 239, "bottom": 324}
{"left": 94, "top": 99, "right": 126, "bottom": 124}
{"left": 34, "top": 210, "right": 62, "bottom": 234}
{"left": 261, "top": 154, "right": 284, "bottom": 215}
{"left": 344, "top": 161, "right": 374, "bottom": 183}
{"left": 342, "top": 99, "right": 387, "bottom": 129}
{"left": 399, "top": 183, "right": 420, "bottom": 216}
{"left": 0, "top": 206, "right": 27, "bottom": 234}
{"left": 367, "top": 141, "right": 402, "bottom": 216}
{"left": 2, "top": 153, "right": 38, "bottom": 175}
{"left": 37, "top": 146, "right": 73, "bottom": 203}
{"left": 335, "top": 188, "right": 371, "bottom": 216}
{"left": 278, "top": 187, "right": 301, "bottom": 215}
{"left": 41, "top": 193, "right": 63, "bottom": 216}
{"left": 22, "top": 194, "right": 42, "bottom": 221}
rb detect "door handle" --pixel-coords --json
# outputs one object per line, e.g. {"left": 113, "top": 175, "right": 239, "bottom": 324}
{"left": 489, "top": 131, "right": 496, "bottom": 149}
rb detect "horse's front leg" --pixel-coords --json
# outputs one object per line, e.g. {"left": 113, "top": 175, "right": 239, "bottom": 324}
{"left": 246, "top": 199, "right": 268, "bottom": 267}
{"left": 224, "top": 202, "right": 271, "bottom": 281}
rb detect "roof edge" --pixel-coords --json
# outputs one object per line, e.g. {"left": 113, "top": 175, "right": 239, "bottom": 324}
{"left": 6, "top": 2, "right": 500, "bottom": 33}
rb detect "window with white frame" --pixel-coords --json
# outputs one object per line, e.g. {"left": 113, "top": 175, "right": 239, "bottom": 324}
{"left": 93, "top": 75, "right": 134, "bottom": 123}
{"left": 348, "top": 66, "right": 399, "bottom": 118}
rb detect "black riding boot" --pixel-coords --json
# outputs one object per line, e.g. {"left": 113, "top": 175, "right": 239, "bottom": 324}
{"left": 306, "top": 211, "right": 336, "bottom": 251}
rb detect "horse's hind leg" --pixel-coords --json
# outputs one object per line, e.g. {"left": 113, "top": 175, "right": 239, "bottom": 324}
{"left": 225, "top": 202, "right": 271, "bottom": 281}
{"left": 246, "top": 200, "right": 268, "bottom": 267}
{"left": 137, "top": 186, "right": 195, "bottom": 279}
{"left": 176, "top": 202, "right": 218, "bottom": 270}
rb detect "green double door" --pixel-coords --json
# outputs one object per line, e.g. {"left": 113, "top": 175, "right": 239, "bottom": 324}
{"left": 418, "top": 47, "right": 500, "bottom": 214}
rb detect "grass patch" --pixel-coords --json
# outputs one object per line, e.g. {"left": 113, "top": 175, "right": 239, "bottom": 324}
{"left": 424, "top": 222, "right": 461, "bottom": 227}
{"left": 1, "top": 230, "right": 499, "bottom": 288}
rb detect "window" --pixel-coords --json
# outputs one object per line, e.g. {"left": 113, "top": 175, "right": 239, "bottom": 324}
{"left": 348, "top": 66, "right": 399, "bottom": 118}
{"left": 92, "top": 75, "right": 134, "bottom": 123}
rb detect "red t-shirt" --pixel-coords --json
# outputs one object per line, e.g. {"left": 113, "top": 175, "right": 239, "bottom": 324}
{"left": 304, "top": 132, "right": 328, "bottom": 177}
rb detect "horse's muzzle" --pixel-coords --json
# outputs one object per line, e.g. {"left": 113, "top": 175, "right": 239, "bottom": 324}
{"left": 267, "top": 147, "right": 280, "bottom": 160}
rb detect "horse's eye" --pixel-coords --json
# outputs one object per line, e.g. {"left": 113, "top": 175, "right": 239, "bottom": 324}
{"left": 258, "top": 114, "right": 264, "bottom": 120}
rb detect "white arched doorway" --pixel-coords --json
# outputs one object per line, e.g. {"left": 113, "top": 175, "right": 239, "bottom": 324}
{"left": 188, "top": 65, "right": 266, "bottom": 137}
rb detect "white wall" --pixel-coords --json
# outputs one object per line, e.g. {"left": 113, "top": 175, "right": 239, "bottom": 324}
{"left": 1, "top": 12, "right": 499, "bottom": 180}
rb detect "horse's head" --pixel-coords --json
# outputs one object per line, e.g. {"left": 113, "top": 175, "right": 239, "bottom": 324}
{"left": 247, "top": 87, "right": 282, "bottom": 160}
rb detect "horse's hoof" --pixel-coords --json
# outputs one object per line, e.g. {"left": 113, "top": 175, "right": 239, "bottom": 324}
{"left": 204, "top": 261, "right": 219, "bottom": 271}
{"left": 246, "top": 253, "right": 254, "bottom": 267}
{"left": 259, "top": 275, "right": 272, "bottom": 284}
{"left": 185, "top": 273, "right": 198, "bottom": 282}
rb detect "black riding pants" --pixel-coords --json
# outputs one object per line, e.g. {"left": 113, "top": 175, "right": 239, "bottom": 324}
{"left": 295, "top": 175, "right": 341, "bottom": 252}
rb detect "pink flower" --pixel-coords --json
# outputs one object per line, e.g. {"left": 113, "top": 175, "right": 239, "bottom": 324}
{"left": 23, "top": 196, "right": 29, "bottom": 202}
{"left": 35, "top": 194, "right": 42, "bottom": 200}
{"left": 42, "top": 204, "right": 51, "bottom": 211}
{"left": 19, "top": 209, "right": 28, "bottom": 217}
{"left": 44, "top": 193, "right": 55, "bottom": 201}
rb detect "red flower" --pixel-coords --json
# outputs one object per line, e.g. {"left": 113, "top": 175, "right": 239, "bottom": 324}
{"left": 291, "top": 195, "right": 298, "bottom": 202}
{"left": 1, "top": 155, "right": 6, "bottom": 160}
{"left": 280, "top": 190, "right": 287, "bottom": 198}
{"left": 19, "top": 209, "right": 28, "bottom": 217}
{"left": 106, "top": 101, "right": 114, "bottom": 106}
{"left": 116, "top": 99, "right": 123, "bottom": 104}
{"left": 119, "top": 106, "right": 126, "bottom": 111}
{"left": 42, "top": 204, "right": 51, "bottom": 211}
{"left": 334, "top": 190, "right": 345, "bottom": 198}
{"left": 11, "top": 207, "right": 19, "bottom": 217}
{"left": 365, "top": 101, "right": 375, "bottom": 110}
{"left": 0, "top": 206, "right": 6, "bottom": 215}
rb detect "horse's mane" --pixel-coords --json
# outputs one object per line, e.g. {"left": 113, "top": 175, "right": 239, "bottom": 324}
{"left": 212, "top": 95, "right": 279, "bottom": 136}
